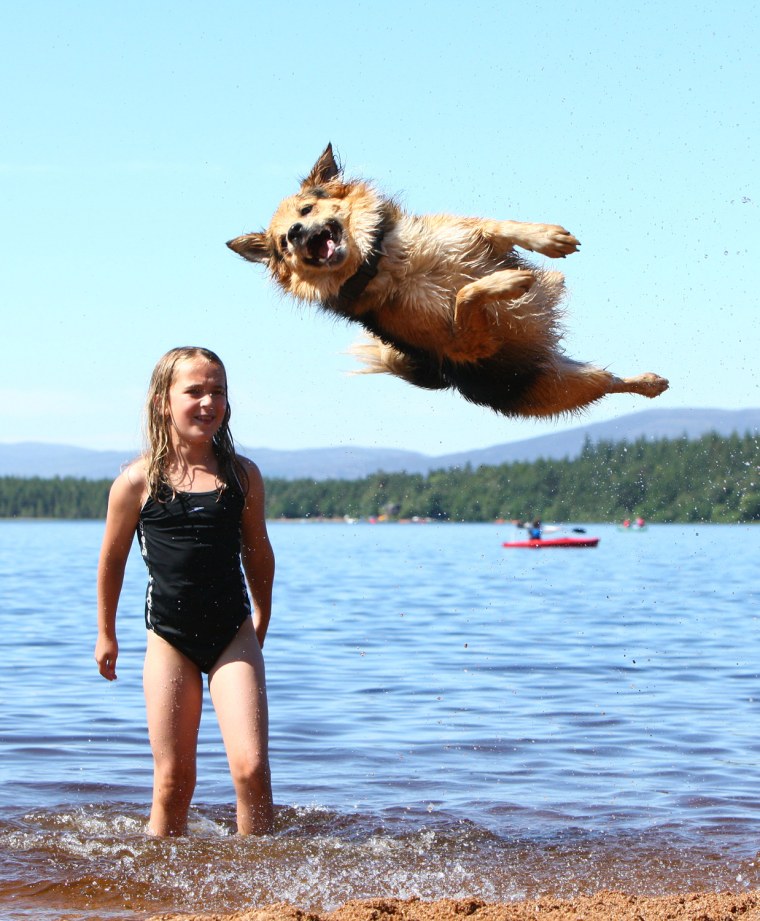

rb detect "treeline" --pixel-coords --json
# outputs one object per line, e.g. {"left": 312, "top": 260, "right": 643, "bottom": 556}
{"left": 264, "top": 433, "right": 760, "bottom": 523}
{"left": 0, "top": 476, "right": 111, "bottom": 520}
{"left": 1, "top": 433, "right": 758, "bottom": 523}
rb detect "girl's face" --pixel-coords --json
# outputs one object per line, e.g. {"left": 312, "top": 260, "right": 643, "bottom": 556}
{"left": 166, "top": 357, "right": 228, "bottom": 447}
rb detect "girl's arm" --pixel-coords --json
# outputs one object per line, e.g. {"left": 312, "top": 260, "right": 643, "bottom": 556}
{"left": 95, "top": 465, "right": 144, "bottom": 680}
{"left": 240, "top": 459, "right": 275, "bottom": 649}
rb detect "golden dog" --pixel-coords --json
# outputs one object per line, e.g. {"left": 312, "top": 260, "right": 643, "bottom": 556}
{"left": 227, "top": 144, "right": 668, "bottom": 417}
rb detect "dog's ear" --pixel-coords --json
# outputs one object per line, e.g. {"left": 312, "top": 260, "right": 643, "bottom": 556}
{"left": 226, "top": 232, "right": 271, "bottom": 263}
{"left": 303, "top": 143, "right": 341, "bottom": 187}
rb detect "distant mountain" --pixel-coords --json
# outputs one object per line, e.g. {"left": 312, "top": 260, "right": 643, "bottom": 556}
{"left": 1, "top": 408, "right": 758, "bottom": 481}
{"left": 433, "top": 407, "right": 760, "bottom": 471}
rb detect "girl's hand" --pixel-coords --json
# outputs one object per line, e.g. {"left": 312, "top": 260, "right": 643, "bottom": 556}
{"left": 95, "top": 635, "right": 119, "bottom": 681}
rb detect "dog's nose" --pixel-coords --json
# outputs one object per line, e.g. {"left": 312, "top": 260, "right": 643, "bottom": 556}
{"left": 287, "top": 223, "right": 304, "bottom": 243}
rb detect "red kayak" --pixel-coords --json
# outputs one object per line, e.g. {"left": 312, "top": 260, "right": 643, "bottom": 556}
{"left": 502, "top": 536, "right": 600, "bottom": 549}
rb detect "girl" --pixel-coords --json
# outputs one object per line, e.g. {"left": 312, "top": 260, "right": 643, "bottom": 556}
{"left": 95, "top": 346, "right": 275, "bottom": 836}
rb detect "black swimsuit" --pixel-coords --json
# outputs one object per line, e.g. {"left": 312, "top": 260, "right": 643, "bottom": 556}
{"left": 137, "top": 485, "right": 252, "bottom": 673}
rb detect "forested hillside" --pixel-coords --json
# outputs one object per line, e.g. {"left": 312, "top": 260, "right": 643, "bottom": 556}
{"left": 264, "top": 433, "right": 760, "bottom": 523}
{"left": 1, "top": 433, "right": 758, "bottom": 523}
{"left": 0, "top": 476, "right": 111, "bottom": 520}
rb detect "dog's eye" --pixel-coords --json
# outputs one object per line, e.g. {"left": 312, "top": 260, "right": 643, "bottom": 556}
{"left": 299, "top": 204, "right": 313, "bottom": 217}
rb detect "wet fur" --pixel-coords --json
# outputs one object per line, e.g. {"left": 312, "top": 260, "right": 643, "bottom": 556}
{"left": 227, "top": 144, "right": 668, "bottom": 418}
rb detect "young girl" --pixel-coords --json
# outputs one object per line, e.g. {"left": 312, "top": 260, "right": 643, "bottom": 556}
{"left": 95, "top": 346, "right": 275, "bottom": 836}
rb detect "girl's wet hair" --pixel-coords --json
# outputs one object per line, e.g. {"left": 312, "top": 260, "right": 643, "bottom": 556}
{"left": 144, "top": 346, "right": 247, "bottom": 500}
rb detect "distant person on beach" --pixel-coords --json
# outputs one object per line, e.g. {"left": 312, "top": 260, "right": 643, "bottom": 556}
{"left": 95, "top": 346, "right": 275, "bottom": 836}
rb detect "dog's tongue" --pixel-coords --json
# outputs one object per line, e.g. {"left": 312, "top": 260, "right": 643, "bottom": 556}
{"left": 322, "top": 238, "right": 336, "bottom": 260}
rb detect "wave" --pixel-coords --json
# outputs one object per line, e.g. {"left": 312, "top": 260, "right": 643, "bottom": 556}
{"left": 1, "top": 799, "right": 757, "bottom": 920}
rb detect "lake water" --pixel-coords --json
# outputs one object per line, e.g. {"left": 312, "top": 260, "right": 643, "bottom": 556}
{"left": 0, "top": 520, "right": 758, "bottom": 920}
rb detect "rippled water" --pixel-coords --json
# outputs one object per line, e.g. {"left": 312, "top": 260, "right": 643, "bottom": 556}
{"left": 1, "top": 520, "right": 759, "bottom": 919}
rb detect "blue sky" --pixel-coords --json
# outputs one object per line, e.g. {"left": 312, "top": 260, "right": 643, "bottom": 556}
{"left": 2, "top": 1, "right": 757, "bottom": 456}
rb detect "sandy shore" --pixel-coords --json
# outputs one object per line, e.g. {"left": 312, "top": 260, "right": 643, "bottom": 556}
{"left": 149, "top": 890, "right": 760, "bottom": 921}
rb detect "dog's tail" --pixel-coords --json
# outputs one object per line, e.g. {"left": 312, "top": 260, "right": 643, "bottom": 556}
{"left": 349, "top": 337, "right": 449, "bottom": 391}
{"left": 349, "top": 334, "right": 574, "bottom": 418}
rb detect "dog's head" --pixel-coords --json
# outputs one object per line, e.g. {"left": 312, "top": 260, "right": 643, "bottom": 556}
{"left": 227, "top": 144, "right": 387, "bottom": 301}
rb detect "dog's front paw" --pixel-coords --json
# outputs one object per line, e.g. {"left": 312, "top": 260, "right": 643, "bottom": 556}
{"left": 529, "top": 225, "right": 580, "bottom": 258}
{"left": 499, "top": 269, "right": 536, "bottom": 300}
{"left": 454, "top": 269, "right": 535, "bottom": 319}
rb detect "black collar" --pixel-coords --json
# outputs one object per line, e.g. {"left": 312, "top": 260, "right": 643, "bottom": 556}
{"left": 324, "top": 219, "right": 389, "bottom": 315}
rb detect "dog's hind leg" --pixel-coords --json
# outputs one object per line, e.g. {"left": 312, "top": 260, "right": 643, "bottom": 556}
{"left": 608, "top": 372, "right": 670, "bottom": 398}
{"left": 518, "top": 357, "right": 669, "bottom": 416}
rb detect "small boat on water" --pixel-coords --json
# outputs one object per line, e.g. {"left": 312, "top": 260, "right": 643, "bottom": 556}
{"left": 502, "top": 536, "right": 600, "bottom": 549}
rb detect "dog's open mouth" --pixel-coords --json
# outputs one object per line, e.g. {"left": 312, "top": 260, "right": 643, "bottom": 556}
{"left": 304, "top": 221, "right": 343, "bottom": 266}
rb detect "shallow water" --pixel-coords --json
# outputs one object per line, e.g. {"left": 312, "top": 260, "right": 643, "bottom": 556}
{"left": 1, "top": 520, "right": 758, "bottom": 919}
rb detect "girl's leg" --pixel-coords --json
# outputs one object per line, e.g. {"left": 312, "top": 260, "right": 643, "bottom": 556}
{"left": 208, "top": 617, "right": 274, "bottom": 835}
{"left": 143, "top": 631, "right": 203, "bottom": 836}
